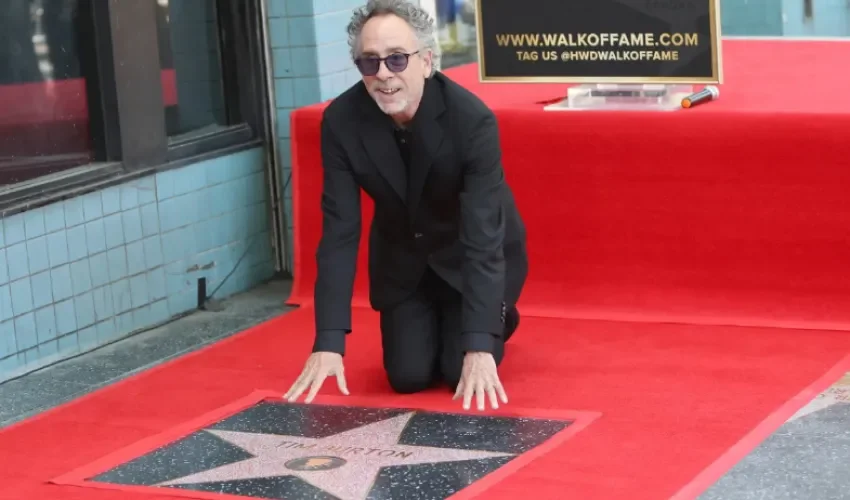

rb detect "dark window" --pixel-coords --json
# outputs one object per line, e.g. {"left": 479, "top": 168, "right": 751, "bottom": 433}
{"left": 0, "top": 0, "right": 98, "bottom": 186}
{"left": 156, "top": 0, "right": 228, "bottom": 140}
{"left": 0, "top": 0, "right": 269, "bottom": 213}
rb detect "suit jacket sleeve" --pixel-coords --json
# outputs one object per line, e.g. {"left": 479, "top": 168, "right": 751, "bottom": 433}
{"left": 312, "top": 114, "right": 362, "bottom": 355}
{"left": 458, "top": 112, "right": 507, "bottom": 354}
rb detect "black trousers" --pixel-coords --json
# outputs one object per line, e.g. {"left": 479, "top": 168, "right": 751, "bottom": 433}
{"left": 380, "top": 267, "right": 515, "bottom": 394}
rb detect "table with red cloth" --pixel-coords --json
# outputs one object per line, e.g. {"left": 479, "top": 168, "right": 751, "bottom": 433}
{"left": 288, "top": 39, "right": 850, "bottom": 332}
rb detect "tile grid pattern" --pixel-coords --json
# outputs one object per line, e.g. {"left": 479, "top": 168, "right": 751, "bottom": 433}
{"left": 0, "top": 148, "right": 275, "bottom": 382}
{"left": 778, "top": 0, "right": 850, "bottom": 37}
{"left": 720, "top": 0, "right": 784, "bottom": 35}
{"left": 267, "top": 0, "right": 368, "bottom": 269}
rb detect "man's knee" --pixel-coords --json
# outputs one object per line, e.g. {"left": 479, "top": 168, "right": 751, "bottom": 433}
{"left": 385, "top": 365, "right": 437, "bottom": 394}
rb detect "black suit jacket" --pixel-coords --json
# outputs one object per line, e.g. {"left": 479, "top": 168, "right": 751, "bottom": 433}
{"left": 313, "top": 72, "right": 528, "bottom": 355}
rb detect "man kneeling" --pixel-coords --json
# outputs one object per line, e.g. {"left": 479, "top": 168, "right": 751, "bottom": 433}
{"left": 284, "top": 0, "right": 528, "bottom": 411}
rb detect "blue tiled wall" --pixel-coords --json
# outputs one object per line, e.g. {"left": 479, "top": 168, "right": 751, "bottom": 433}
{"left": 0, "top": 147, "right": 275, "bottom": 382}
{"left": 266, "top": 0, "right": 367, "bottom": 269}
{"left": 781, "top": 0, "right": 850, "bottom": 37}
{"left": 720, "top": 0, "right": 784, "bottom": 35}
{"left": 719, "top": 0, "right": 850, "bottom": 36}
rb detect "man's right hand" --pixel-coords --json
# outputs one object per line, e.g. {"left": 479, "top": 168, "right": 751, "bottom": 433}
{"left": 284, "top": 352, "right": 349, "bottom": 403}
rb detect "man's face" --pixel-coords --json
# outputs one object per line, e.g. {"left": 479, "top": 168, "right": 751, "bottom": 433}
{"left": 357, "top": 14, "right": 432, "bottom": 122}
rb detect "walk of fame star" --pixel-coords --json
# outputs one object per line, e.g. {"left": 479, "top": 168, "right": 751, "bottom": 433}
{"left": 54, "top": 397, "right": 580, "bottom": 500}
{"left": 159, "top": 412, "right": 515, "bottom": 500}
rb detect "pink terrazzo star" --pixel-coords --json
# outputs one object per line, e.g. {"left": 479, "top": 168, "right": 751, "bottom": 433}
{"left": 158, "top": 412, "right": 514, "bottom": 500}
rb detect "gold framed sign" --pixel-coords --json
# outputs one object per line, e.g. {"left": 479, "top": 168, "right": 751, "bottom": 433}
{"left": 473, "top": 0, "right": 722, "bottom": 84}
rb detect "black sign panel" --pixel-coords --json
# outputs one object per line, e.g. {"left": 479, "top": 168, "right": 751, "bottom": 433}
{"left": 474, "top": 0, "right": 721, "bottom": 83}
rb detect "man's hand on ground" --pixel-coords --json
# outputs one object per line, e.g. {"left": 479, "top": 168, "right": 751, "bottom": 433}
{"left": 284, "top": 352, "right": 349, "bottom": 403}
{"left": 453, "top": 351, "right": 508, "bottom": 411}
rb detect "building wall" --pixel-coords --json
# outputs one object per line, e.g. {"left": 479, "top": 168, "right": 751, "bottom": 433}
{"left": 1, "top": 0, "right": 399, "bottom": 383}
{"left": 267, "top": 0, "right": 373, "bottom": 269}
{"left": 0, "top": 147, "right": 275, "bottom": 382}
{"left": 720, "top": 0, "right": 784, "bottom": 35}
{"left": 1, "top": 0, "right": 442, "bottom": 382}
{"left": 717, "top": 0, "right": 850, "bottom": 37}
{"left": 781, "top": 0, "right": 850, "bottom": 37}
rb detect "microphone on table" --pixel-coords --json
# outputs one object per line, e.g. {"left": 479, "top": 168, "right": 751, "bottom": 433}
{"left": 681, "top": 85, "right": 719, "bottom": 109}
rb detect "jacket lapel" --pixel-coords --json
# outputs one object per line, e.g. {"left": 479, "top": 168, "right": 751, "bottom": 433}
{"left": 407, "top": 78, "right": 445, "bottom": 218}
{"left": 355, "top": 76, "right": 446, "bottom": 212}
{"left": 357, "top": 86, "right": 407, "bottom": 203}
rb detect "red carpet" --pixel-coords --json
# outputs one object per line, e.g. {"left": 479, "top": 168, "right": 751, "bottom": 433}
{"left": 290, "top": 40, "right": 850, "bottom": 331}
{"left": 2, "top": 39, "right": 850, "bottom": 500}
{"left": 3, "top": 308, "right": 850, "bottom": 499}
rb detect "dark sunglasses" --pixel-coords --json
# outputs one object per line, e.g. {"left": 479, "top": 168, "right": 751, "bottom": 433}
{"left": 354, "top": 51, "right": 420, "bottom": 76}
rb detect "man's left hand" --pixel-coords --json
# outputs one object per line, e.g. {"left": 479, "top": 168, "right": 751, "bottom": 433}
{"left": 453, "top": 351, "right": 508, "bottom": 411}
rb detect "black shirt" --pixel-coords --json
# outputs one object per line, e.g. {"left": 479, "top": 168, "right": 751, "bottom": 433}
{"left": 393, "top": 126, "right": 412, "bottom": 171}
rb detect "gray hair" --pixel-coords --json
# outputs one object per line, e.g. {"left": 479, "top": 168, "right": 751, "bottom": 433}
{"left": 347, "top": 0, "right": 441, "bottom": 75}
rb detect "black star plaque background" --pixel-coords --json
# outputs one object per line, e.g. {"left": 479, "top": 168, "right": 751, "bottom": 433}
{"left": 51, "top": 391, "right": 600, "bottom": 500}
{"left": 475, "top": 0, "right": 721, "bottom": 83}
